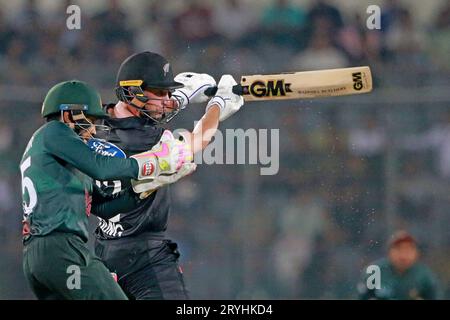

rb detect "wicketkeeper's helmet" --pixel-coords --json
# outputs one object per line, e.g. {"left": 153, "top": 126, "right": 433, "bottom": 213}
{"left": 41, "top": 80, "right": 108, "bottom": 119}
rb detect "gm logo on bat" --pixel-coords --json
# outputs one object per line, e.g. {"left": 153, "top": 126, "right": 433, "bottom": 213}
{"left": 352, "top": 72, "right": 364, "bottom": 91}
{"left": 243, "top": 80, "right": 293, "bottom": 98}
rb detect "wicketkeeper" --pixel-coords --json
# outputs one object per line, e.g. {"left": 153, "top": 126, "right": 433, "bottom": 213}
{"left": 20, "top": 80, "right": 195, "bottom": 299}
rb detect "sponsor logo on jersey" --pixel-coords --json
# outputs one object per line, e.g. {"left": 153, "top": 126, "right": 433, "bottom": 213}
{"left": 87, "top": 138, "right": 126, "bottom": 158}
{"left": 98, "top": 215, "right": 124, "bottom": 238}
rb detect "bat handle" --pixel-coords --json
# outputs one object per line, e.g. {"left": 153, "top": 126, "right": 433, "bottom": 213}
{"left": 203, "top": 86, "right": 217, "bottom": 97}
{"left": 204, "top": 85, "right": 243, "bottom": 97}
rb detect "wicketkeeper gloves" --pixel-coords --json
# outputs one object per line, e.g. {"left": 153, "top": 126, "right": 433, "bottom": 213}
{"left": 130, "top": 130, "right": 196, "bottom": 198}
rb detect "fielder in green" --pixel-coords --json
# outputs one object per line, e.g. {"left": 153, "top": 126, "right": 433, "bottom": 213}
{"left": 358, "top": 230, "right": 440, "bottom": 300}
{"left": 20, "top": 80, "right": 194, "bottom": 299}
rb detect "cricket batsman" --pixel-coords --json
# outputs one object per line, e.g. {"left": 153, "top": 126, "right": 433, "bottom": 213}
{"left": 20, "top": 80, "right": 195, "bottom": 299}
{"left": 92, "top": 51, "right": 244, "bottom": 299}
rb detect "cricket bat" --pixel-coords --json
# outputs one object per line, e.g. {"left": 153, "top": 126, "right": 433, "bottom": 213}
{"left": 204, "top": 66, "right": 372, "bottom": 101}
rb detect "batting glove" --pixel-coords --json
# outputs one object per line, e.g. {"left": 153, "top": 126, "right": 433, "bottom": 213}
{"left": 172, "top": 72, "right": 217, "bottom": 108}
{"left": 205, "top": 74, "right": 244, "bottom": 121}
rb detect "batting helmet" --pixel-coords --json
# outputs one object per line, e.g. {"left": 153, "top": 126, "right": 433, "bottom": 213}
{"left": 114, "top": 52, "right": 184, "bottom": 123}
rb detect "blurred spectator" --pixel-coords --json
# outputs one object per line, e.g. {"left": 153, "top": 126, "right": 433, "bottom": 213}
{"left": 13, "top": 0, "right": 40, "bottom": 29}
{"left": 330, "top": 157, "right": 371, "bottom": 243}
{"left": 347, "top": 115, "right": 386, "bottom": 157}
{"left": 134, "top": 1, "right": 169, "bottom": 54}
{"left": 57, "top": 0, "right": 84, "bottom": 58}
{"left": 380, "top": 0, "right": 407, "bottom": 33}
{"left": 262, "top": 0, "right": 306, "bottom": 28}
{"left": 385, "top": 8, "right": 429, "bottom": 84}
{"left": 397, "top": 158, "right": 436, "bottom": 230}
{"left": 0, "top": 38, "right": 34, "bottom": 84}
{"left": 435, "top": 0, "right": 450, "bottom": 30}
{"left": 29, "top": 35, "right": 65, "bottom": 84}
{"left": 259, "top": 0, "right": 306, "bottom": 48}
{"left": 271, "top": 191, "right": 328, "bottom": 297}
{"left": 337, "top": 13, "right": 366, "bottom": 64}
{"left": 12, "top": 0, "right": 43, "bottom": 55}
{"left": 299, "top": 227, "right": 348, "bottom": 298}
{"left": 291, "top": 26, "right": 349, "bottom": 70}
{"left": 305, "top": 0, "right": 344, "bottom": 45}
{"left": 385, "top": 9, "right": 425, "bottom": 56}
{"left": 0, "top": 9, "right": 16, "bottom": 55}
{"left": 171, "top": 0, "right": 220, "bottom": 49}
{"left": 0, "top": 173, "right": 15, "bottom": 238}
{"left": 428, "top": 0, "right": 450, "bottom": 72}
{"left": 0, "top": 119, "right": 13, "bottom": 153}
{"left": 401, "top": 111, "right": 450, "bottom": 178}
{"left": 363, "top": 28, "right": 385, "bottom": 65}
{"left": 212, "top": 0, "right": 258, "bottom": 45}
{"left": 91, "top": 0, "right": 133, "bottom": 49}
{"left": 358, "top": 230, "right": 440, "bottom": 299}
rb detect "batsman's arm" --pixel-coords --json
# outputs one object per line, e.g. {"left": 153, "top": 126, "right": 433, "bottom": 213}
{"left": 91, "top": 185, "right": 140, "bottom": 220}
{"left": 44, "top": 121, "right": 139, "bottom": 181}
{"left": 181, "top": 104, "right": 220, "bottom": 154}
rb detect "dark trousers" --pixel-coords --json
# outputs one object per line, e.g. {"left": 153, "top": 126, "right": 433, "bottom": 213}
{"left": 95, "top": 236, "right": 189, "bottom": 300}
{"left": 23, "top": 232, "right": 128, "bottom": 300}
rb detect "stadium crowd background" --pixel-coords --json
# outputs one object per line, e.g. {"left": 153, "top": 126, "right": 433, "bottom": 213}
{"left": 0, "top": 0, "right": 450, "bottom": 299}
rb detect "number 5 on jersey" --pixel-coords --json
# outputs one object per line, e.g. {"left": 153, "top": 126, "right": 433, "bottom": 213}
{"left": 20, "top": 156, "right": 38, "bottom": 216}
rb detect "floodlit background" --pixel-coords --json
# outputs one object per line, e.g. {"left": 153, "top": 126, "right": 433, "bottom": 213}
{"left": 1, "top": 0, "right": 450, "bottom": 299}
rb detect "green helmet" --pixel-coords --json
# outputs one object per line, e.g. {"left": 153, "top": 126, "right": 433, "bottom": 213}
{"left": 41, "top": 80, "right": 108, "bottom": 118}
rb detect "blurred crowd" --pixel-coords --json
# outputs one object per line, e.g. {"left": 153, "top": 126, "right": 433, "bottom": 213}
{"left": 1, "top": 0, "right": 450, "bottom": 299}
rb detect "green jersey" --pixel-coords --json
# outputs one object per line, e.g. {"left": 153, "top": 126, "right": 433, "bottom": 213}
{"left": 358, "top": 258, "right": 439, "bottom": 300}
{"left": 20, "top": 121, "right": 139, "bottom": 242}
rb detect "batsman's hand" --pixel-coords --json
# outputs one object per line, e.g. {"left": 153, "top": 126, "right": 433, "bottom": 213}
{"left": 130, "top": 130, "right": 194, "bottom": 181}
{"left": 172, "top": 72, "right": 216, "bottom": 108}
{"left": 205, "top": 74, "right": 244, "bottom": 122}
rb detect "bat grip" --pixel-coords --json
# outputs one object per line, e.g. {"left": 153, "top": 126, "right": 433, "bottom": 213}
{"left": 204, "top": 85, "right": 243, "bottom": 97}
{"left": 203, "top": 86, "right": 217, "bottom": 97}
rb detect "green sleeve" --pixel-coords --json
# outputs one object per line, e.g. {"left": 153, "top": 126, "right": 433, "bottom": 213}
{"left": 44, "top": 121, "right": 138, "bottom": 181}
{"left": 91, "top": 185, "right": 140, "bottom": 220}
